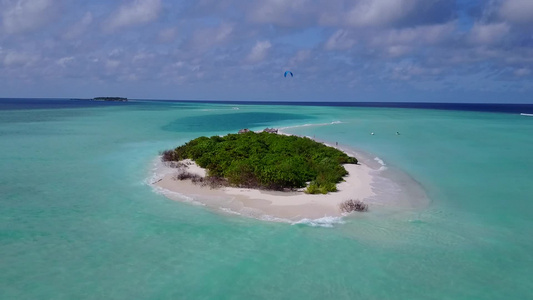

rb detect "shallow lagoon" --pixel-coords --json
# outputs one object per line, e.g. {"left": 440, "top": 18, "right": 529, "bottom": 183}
{"left": 1, "top": 99, "right": 532, "bottom": 299}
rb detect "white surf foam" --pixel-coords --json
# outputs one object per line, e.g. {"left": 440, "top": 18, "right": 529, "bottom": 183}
{"left": 520, "top": 113, "right": 533, "bottom": 116}
{"left": 373, "top": 157, "right": 388, "bottom": 171}
{"left": 146, "top": 156, "right": 206, "bottom": 206}
{"left": 219, "top": 206, "right": 347, "bottom": 227}
{"left": 291, "top": 216, "right": 346, "bottom": 228}
{"left": 279, "top": 120, "right": 344, "bottom": 131}
{"left": 219, "top": 206, "right": 348, "bottom": 227}
{"left": 201, "top": 107, "right": 241, "bottom": 111}
{"left": 219, "top": 207, "right": 242, "bottom": 215}
{"left": 145, "top": 156, "right": 172, "bottom": 185}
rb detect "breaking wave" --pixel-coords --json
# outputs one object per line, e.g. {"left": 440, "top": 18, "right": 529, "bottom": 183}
{"left": 374, "top": 157, "right": 387, "bottom": 171}
{"left": 291, "top": 216, "right": 346, "bottom": 228}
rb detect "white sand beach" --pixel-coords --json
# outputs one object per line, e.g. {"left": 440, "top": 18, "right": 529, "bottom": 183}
{"left": 153, "top": 154, "right": 376, "bottom": 220}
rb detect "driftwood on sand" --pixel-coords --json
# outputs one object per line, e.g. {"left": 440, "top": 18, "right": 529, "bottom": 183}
{"left": 339, "top": 199, "right": 368, "bottom": 212}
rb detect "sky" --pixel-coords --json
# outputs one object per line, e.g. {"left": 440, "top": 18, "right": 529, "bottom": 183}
{"left": 0, "top": 0, "right": 532, "bottom": 103}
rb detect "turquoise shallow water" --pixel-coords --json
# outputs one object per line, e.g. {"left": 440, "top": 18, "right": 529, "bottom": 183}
{"left": 1, "top": 99, "right": 532, "bottom": 299}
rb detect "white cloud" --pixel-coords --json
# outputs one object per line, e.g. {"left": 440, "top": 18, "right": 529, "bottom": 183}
{"left": 1, "top": 0, "right": 56, "bottom": 34}
{"left": 514, "top": 68, "right": 531, "bottom": 77}
{"left": 63, "top": 12, "right": 93, "bottom": 39}
{"left": 389, "top": 61, "right": 442, "bottom": 81}
{"left": 189, "top": 23, "right": 233, "bottom": 49}
{"left": 346, "top": 0, "right": 417, "bottom": 27}
{"left": 0, "top": 0, "right": 531, "bottom": 100}
{"left": 158, "top": 27, "right": 177, "bottom": 43}
{"left": 3, "top": 51, "right": 39, "bottom": 66}
{"left": 189, "top": 0, "right": 455, "bottom": 31}
{"left": 371, "top": 22, "right": 455, "bottom": 46}
{"left": 56, "top": 56, "right": 74, "bottom": 67}
{"left": 105, "top": 0, "right": 161, "bottom": 31}
{"left": 106, "top": 59, "right": 120, "bottom": 70}
{"left": 246, "top": 40, "right": 272, "bottom": 63}
{"left": 499, "top": 0, "right": 533, "bottom": 24}
{"left": 324, "top": 30, "right": 356, "bottom": 50}
{"left": 248, "top": 0, "right": 448, "bottom": 29}
{"left": 318, "top": 0, "right": 454, "bottom": 29}
{"left": 289, "top": 50, "right": 312, "bottom": 65}
{"left": 247, "top": 0, "right": 314, "bottom": 27}
{"left": 108, "top": 48, "right": 124, "bottom": 58}
{"left": 132, "top": 52, "right": 155, "bottom": 63}
{"left": 469, "top": 22, "right": 510, "bottom": 45}
{"left": 387, "top": 45, "right": 412, "bottom": 57}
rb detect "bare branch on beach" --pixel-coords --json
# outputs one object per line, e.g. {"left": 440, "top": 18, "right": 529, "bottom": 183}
{"left": 161, "top": 149, "right": 177, "bottom": 162}
{"left": 339, "top": 199, "right": 368, "bottom": 212}
{"left": 172, "top": 171, "right": 227, "bottom": 189}
{"left": 165, "top": 161, "right": 188, "bottom": 169}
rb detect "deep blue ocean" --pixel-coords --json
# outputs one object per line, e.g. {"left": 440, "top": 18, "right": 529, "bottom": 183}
{"left": 1, "top": 98, "right": 532, "bottom": 299}
{"left": 2, "top": 97, "right": 532, "bottom": 113}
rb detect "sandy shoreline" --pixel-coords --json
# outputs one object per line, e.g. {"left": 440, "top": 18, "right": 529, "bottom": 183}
{"left": 150, "top": 131, "right": 429, "bottom": 222}
{"left": 153, "top": 158, "right": 376, "bottom": 220}
{"left": 151, "top": 133, "right": 380, "bottom": 221}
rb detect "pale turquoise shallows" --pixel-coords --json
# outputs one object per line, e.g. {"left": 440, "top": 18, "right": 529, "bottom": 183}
{"left": 1, "top": 100, "right": 532, "bottom": 299}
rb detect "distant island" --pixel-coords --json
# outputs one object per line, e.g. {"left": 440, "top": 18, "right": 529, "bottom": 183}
{"left": 70, "top": 97, "right": 128, "bottom": 102}
{"left": 162, "top": 131, "right": 358, "bottom": 194}
{"left": 93, "top": 97, "right": 128, "bottom": 102}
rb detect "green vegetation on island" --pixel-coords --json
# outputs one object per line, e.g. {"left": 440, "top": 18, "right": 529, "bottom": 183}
{"left": 162, "top": 131, "right": 358, "bottom": 194}
{"left": 93, "top": 97, "right": 128, "bottom": 102}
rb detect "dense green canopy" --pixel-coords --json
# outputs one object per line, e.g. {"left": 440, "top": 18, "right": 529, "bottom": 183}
{"left": 163, "top": 132, "right": 358, "bottom": 194}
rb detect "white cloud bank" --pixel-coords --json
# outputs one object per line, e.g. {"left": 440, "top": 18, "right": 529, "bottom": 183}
{"left": 325, "top": 30, "right": 356, "bottom": 50}
{"left": 63, "top": 12, "right": 93, "bottom": 39}
{"left": 345, "top": 0, "right": 417, "bottom": 27}
{"left": 246, "top": 40, "right": 272, "bottom": 63}
{"left": 469, "top": 22, "right": 510, "bottom": 45}
{"left": 1, "top": 0, "right": 56, "bottom": 34}
{"left": 499, "top": 0, "right": 533, "bottom": 24}
{"left": 0, "top": 0, "right": 531, "bottom": 101}
{"left": 105, "top": 0, "right": 162, "bottom": 31}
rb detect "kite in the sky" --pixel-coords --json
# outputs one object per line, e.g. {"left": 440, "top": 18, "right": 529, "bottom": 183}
{"left": 284, "top": 71, "right": 293, "bottom": 77}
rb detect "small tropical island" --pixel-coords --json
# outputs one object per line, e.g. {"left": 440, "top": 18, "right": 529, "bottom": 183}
{"left": 154, "top": 130, "right": 373, "bottom": 220}
{"left": 162, "top": 131, "right": 358, "bottom": 194}
{"left": 93, "top": 97, "right": 128, "bottom": 102}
